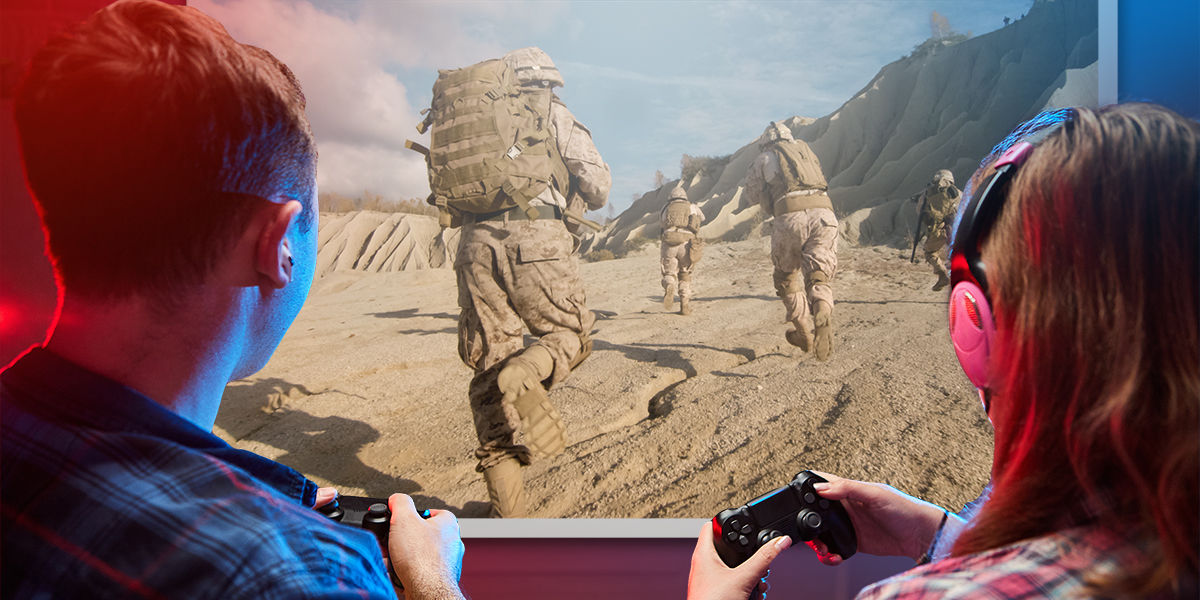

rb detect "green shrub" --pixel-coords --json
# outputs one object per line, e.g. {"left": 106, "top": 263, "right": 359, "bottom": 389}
{"left": 618, "top": 236, "right": 654, "bottom": 257}
{"left": 584, "top": 249, "right": 616, "bottom": 262}
{"left": 318, "top": 192, "right": 438, "bottom": 217}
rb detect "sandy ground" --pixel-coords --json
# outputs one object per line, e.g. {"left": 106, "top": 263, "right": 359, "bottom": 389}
{"left": 216, "top": 236, "right": 994, "bottom": 519}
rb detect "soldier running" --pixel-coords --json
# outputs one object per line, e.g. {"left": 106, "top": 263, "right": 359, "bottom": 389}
{"left": 743, "top": 122, "right": 839, "bottom": 361}
{"left": 659, "top": 185, "right": 705, "bottom": 315}
{"left": 418, "top": 47, "right": 611, "bottom": 517}
{"left": 914, "top": 169, "right": 962, "bottom": 291}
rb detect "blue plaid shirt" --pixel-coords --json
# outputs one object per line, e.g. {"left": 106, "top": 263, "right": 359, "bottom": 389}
{"left": 1, "top": 348, "right": 395, "bottom": 599}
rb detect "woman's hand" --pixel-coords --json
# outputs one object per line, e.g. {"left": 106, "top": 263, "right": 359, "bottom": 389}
{"left": 808, "top": 472, "right": 961, "bottom": 565}
{"left": 687, "top": 523, "right": 791, "bottom": 600}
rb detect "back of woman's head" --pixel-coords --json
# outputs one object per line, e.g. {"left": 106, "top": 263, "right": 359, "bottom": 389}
{"left": 956, "top": 103, "right": 1199, "bottom": 596}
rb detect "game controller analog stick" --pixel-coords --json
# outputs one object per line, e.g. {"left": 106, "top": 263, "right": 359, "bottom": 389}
{"left": 797, "top": 509, "right": 823, "bottom": 538}
{"left": 756, "top": 529, "right": 785, "bottom": 546}
{"left": 712, "top": 470, "right": 857, "bottom": 567}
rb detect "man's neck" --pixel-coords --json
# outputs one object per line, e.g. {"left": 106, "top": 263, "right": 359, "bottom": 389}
{"left": 45, "top": 292, "right": 241, "bottom": 431}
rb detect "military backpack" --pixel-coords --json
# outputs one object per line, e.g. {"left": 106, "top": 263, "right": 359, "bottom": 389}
{"left": 416, "top": 59, "right": 570, "bottom": 218}
{"left": 765, "top": 140, "right": 828, "bottom": 204}
{"left": 663, "top": 199, "right": 693, "bottom": 230}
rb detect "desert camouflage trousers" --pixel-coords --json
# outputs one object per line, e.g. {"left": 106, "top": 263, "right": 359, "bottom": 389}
{"left": 660, "top": 240, "right": 696, "bottom": 300}
{"left": 456, "top": 219, "right": 594, "bottom": 470}
{"left": 922, "top": 225, "right": 950, "bottom": 277}
{"left": 771, "top": 207, "right": 838, "bottom": 331}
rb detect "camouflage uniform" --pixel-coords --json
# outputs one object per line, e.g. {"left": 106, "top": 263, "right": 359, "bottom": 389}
{"left": 743, "top": 122, "right": 838, "bottom": 360}
{"left": 456, "top": 68, "right": 611, "bottom": 473}
{"left": 917, "top": 169, "right": 962, "bottom": 290}
{"left": 659, "top": 191, "right": 705, "bottom": 313}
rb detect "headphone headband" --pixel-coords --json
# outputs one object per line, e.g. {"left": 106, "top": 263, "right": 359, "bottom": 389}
{"left": 947, "top": 111, "right": 1072, "bottom": 403}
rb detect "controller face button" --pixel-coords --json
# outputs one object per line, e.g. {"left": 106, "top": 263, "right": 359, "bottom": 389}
{"left": 819, "top": 499, "right": 830, "bottom": 510}
{"left": 804, "top": 492, "right": 816, "bottom": 504}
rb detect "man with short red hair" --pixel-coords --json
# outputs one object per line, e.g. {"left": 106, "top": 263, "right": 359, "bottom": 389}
{"left": 1, "top": 1, "right": 465, "bottom": 597}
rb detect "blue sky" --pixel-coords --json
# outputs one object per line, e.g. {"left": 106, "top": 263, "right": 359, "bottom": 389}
{"left": 195, "top": 0, "right": 1034, "bottom": 215}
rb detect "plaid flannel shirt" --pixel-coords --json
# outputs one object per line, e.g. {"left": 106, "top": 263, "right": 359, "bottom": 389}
{"left": 1, "top": 348, "right": 395, "bottom": 599}
{"left": 857, "top": 524, "right": 1149, "bottom": 599}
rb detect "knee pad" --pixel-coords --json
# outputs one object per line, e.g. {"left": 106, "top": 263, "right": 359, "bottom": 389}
{"left": 774, "top": 270, "right": 801, "bottom": 297}
{"left": 807, "top": 269, "right": 829, "bottom": 292}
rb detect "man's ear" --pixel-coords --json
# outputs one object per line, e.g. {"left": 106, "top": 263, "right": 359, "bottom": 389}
{"left": 254, "top": 200, "right": 303, "bottom": 290}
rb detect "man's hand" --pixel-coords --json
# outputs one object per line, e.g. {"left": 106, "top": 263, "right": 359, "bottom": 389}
{"left": 687, "top": 523, "right": 791, "bottom": 600}
{"left": 387, "top": 494, "right": 466, "bottom": 600}
{"left": 806, "top": 472, "right": 961, "bottom": 565}
{"left": 313, "top": 487, "right": 338, "bottom": 510}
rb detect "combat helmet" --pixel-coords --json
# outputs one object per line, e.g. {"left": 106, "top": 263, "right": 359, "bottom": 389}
{"left": 668, "top": 185, "right": 688, "bottom": 201}
{"left": 759, "top": 121, "right": 794, "bottom": 148}
{"left": 502, "top": 47, "right": 565, "bottom": 88}
{"left": 932, "top": 169, "right": 955, "bottom": 185}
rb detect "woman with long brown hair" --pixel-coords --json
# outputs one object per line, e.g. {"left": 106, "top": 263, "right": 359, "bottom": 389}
{"left": 688, "top": 102, "right": 1199, "bottom": 599}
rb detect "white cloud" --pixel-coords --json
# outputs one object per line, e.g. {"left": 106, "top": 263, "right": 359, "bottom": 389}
{"left": 193, "top": 0, "right": 433, "bottom": 199}
{"left": 314, "top": 141, "right": 429, "bottom": 200}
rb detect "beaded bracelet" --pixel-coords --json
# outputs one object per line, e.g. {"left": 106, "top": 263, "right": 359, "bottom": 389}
{"left": 916, "top": 508, "right": 950, "bottom": 565}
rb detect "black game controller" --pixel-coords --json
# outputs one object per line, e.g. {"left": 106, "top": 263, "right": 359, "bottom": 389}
{"left": 712, "top": 470, "right": 857, "bottom": 567}
{"left": 318, "top": 495, "right": 431, "bottom": 588}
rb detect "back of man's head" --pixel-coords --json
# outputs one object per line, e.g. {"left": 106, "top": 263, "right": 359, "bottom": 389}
{"left": 15, "top": 0, "right": 316, "bottom": 302}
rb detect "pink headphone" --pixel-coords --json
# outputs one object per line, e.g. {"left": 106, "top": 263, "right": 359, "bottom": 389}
{"left": 948, "top": 112, "right": 1071, "bottom": 410}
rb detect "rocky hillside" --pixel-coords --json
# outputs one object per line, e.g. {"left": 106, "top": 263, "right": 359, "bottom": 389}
{"left": 585, "top": 0, "right": 1097, "bottom": 254}
{"left": 316, "top": 211, "right": 457, "bottom": 278}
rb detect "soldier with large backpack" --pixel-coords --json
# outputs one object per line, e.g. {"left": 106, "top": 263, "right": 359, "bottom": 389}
{"left": 742, "top": 122, "right": 839, "bottom": 361}
{"left": 414, "top": 47, "right": 611, "bottom": 517}
{"left": 659, "top": 185, "right": 705, "bottom": 315}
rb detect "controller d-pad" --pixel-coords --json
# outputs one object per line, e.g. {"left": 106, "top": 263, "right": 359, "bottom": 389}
{"left": 725, "top": 531, "right": 739, "bottom": 543}
{"left": 738, "top": 523, "right": 753, "bottom": 534}
{"left": 727, "top": 517, "right": 743, "bottom": 532}
{"left": 737, "top": 535, "right": 751, "bottom": 547}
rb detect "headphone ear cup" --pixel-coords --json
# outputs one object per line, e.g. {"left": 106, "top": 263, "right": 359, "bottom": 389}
{"left": 949, "top": 280, "right": 996, "bottom": 391}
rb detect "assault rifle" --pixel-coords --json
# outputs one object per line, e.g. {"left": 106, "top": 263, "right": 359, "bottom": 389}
{"left": 910, "top": 193, "right": 927, "bottom": 264}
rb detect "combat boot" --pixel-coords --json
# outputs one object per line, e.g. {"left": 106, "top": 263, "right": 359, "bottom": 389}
{"left": 932, "top": 270, "right": 951, "bottom": 291}
{"left": 483, "top": 458, "right": 527, "bottom": 518}
{"left": 662, "top": 284, "right": 676, "bottom": 310}
{"left": 498, "top": 346, "right": 566, "bottom": 457}
{"left": 679, "top": 297, "right": 691, "bottom": 316}
{"left": 786, "top": 325, "right": 813, "bottom": 352}
{"left": 813, "top": 300, "right": 834, "bottom": 361}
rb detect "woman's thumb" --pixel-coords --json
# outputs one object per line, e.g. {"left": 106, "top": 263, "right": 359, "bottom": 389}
{"left": 739, "top": 534, "right": 792, "bottom": 578}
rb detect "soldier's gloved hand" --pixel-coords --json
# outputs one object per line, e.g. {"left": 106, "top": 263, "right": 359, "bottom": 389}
{"left": 497, "top": 360, "right": 540, "bottom": 406}
{"left": 497, "top": 345, "right": 554, "bottom": 406}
